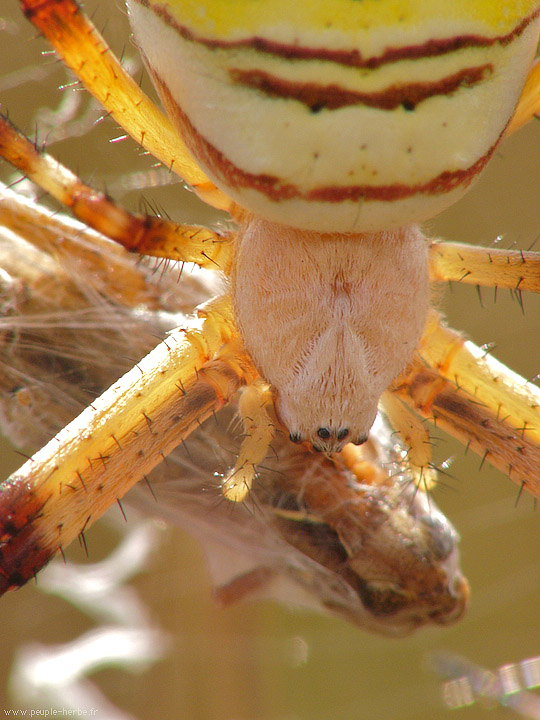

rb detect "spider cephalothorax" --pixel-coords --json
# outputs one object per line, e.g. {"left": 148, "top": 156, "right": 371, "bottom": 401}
{"left": 233, "top": 216, "right": 429, "bottom": 452}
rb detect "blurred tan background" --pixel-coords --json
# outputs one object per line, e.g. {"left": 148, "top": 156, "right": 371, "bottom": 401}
{"left": 1, "top": 3, "right": 540, "bottom": 718}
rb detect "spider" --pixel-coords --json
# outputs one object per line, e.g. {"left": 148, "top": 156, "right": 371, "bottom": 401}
{"left": 0, "top": 183, "right": 470, "bottom": 636}
{"left": 1, "top": 0, "right": 540, "bottom": 608}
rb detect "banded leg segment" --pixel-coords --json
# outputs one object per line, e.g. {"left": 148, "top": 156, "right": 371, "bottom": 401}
{"left": 0, "top": 295, "right": 258, "bottom": 594}
{"left": 0, "top": 116, "right": 234, "bottom": 273}
{"left": 429, "top": 241, "right": 540, "bottom": 292}
{"left": 19, "top": 0, "right": 231, "bottom": 211}
{"left": 392, "top": 313, "right": 540, "bottom": 499}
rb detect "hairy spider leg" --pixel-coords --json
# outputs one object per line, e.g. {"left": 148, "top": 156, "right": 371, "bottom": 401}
{"left": 0, "top": 117, "right": 234, "bottom": 274}
{"left": 375, "top": 235, "right": 540, "bottom": 493}
{"left": 377, "top": 236, "right": 540, "bottom": 497}
{"left": 429, "top": 241, "right": 540, "bottom": 293}
{"left": 379, "top": 391, "right": 437, "bottom": 490}
{"left": 3, "top": 0, "right": 540, "bottom": 529}
{"left": 425, "top": 237, "right": 540, "bottom": 500}
{"left": 0, "top": 287, "right": 257, "bottom": 594}
{"left": 0, "top": 114, "right": 278, "bottom": 499}
{"left": 0, "top": 184, "right": 165, "bottom": 311}
{"left": 394, "top": 311, "right": 540, "bottom": 500}
{"left": 19, "top": 0, "right": 232, "bottom": 212}
{"left": 221, "top": 380, "right": 276, "bottom": 502}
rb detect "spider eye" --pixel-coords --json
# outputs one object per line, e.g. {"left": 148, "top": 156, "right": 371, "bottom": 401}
{"left": 289, "top": 432, "right": 302, "bottom": 443}
{"left": 355, "top": 434, "right": 369, "bottom": 446}
{"left": 336, "top": 428, "right": 349, "bottom": 441}
{"left": 317, "top": 427, "right": 331, "bottom": 440}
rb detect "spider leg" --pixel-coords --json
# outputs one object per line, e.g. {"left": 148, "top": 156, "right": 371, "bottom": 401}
{"left": 0, "top": 116, "right": 234, "bottom": 273}
{"left": 19, "top": 0, "right": 232, "bottom": 211}
{"left": 427, "top": 238, "right": 540, "bottom": 495}
{"left": 0, "top": 292, "right": 257, "bottom": 594}
{"left": 222, "top": 380, "right": 275, "bottom": 502}
{"left": 379, "top": 391, "right": 437, "bottom": 490}
{"left": 0, "top": 196, "right": 468, "bottom": 630}
{"left": 429, "top": 240, "right": 540, "bottom": 292}
{"left": 0, "top": 183, "right": 167, "bottom": 309}
{"left": 507, "top": 60, "right": 540, "bottom": 135}
{"left": 392, "top": 311, "right": 540, "bottom": 500}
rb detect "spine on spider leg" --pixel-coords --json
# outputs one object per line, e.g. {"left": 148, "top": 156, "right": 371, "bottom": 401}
{"left": 429, "top": 241, "right": 540, "bottom": 293}
{"left": 0, "top": 185, "right": 164, "bottom": 312}
{"left": 19, "top": 0, "right": 231, "bottom": 210}
{"left": 0, "top": 116, "right": 234, "bottom": 272}
{"left": 380, "top": 391, "right": 437, "bottom": 490}
{"left": 393, "top": 314, "right": 540, "bottom": 499}
{"left": 0, "top": 302, "right": 256, "bottom": 595}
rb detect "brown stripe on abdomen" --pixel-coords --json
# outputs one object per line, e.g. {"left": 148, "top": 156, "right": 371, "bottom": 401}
{"left": 229, "top": 65, "right": 493, "bottom": 112}
{"left": 307, "top": 148, "right": 495, "bottom": 203}
{"left": 151, "top": 67, "right": 498, "bottom": 206}
{"left": 134, "top": 0, "right": 540, "bottom": 71}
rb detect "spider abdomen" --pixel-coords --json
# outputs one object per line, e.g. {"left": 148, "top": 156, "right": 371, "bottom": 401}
{"left": 128, "top": 0, "right": 540, "bottom": 232}
{"left": 232, "top": 216, "right": 430, "bottom": 451}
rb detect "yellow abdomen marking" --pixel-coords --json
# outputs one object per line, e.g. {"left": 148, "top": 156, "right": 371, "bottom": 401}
{"left": 128, "top": 1, "right": 540, "bottom": 231}
{"left": 143, "top": 1, "right": 540, "bottom": 41}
